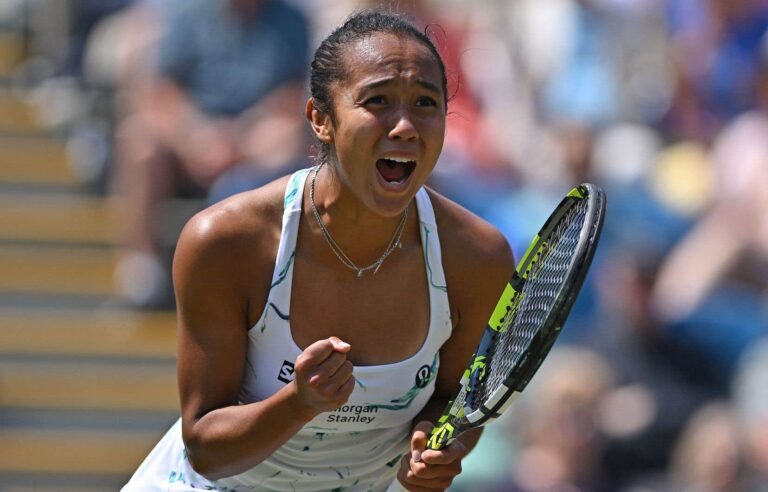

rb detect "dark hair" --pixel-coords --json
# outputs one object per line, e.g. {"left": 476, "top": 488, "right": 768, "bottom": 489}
{"left": 309, "top": 10, "right": 448, "bottom": 163}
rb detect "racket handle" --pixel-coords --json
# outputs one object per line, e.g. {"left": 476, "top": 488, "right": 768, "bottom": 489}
{"left": 426, "top": 420, "right": 455, "bottom": 450}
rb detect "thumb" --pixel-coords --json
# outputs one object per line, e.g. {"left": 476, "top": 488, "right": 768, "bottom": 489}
{"left": 410, "top": 420, "right": 434, "bottom": 463}
{"left": 328, "top": 336, "right": 351, "bottom": 352}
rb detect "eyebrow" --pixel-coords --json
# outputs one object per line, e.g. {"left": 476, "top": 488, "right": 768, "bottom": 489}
{"left": 361, "top": 77, "right": 442, "bottom": 95}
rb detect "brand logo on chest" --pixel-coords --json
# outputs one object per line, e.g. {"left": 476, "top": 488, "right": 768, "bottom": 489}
{"left": 277, "top": 360, "right": 295, "bottom": 383}
{"left": 415, "top": 364, "right": 432, "bottom": 388}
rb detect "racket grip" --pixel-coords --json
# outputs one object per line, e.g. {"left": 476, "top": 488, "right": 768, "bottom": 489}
{"left": 426, "top": 420, "right": 455, "bottom": 450}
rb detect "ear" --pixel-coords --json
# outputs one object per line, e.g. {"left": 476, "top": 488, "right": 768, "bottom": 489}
{"left": 305, "top": 98, "right": 333, "bottom": 144}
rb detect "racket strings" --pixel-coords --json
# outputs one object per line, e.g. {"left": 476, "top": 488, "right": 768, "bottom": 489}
{"left": 468, "top": 200, "right": 589, "bottom": 409}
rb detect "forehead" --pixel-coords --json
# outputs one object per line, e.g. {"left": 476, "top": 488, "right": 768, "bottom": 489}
{"left": 338, "top": 32, "right": 443, "bottom": 91}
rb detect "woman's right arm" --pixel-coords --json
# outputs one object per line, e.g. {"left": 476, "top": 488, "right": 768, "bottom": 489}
{"left": 172, "top": 202, "right": 355, "bottom": 480}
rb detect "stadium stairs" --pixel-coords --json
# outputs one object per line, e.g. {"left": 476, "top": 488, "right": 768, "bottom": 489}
{"left": 0, "top": 26, "right": 191, "bottom": 491}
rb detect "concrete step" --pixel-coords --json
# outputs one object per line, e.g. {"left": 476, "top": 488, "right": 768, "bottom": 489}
{"left": 0, "top": 191, "right": 202, "bottom": 246}
{"left": 0, "top": 244, "right": 115, "bottom": 296}
{"left": 0, "top": 94, "right": 41, "bottom": 134}
{"left": 0, "top": 135, "right": 78, "bottom": 187}
{"left": 0, "top": 427, "right": 162, "bottom": 476}
{"left": 0, "top": 308, "right": 176, "bottom": 359}
{"left": 0, "top": 358, "right": 178, "bottom": 412}
{"left": 0, "top": 32, "right": 24, "bottom": 80}
{"left": 0, "top": 192, "right": 116, "bottom": 245}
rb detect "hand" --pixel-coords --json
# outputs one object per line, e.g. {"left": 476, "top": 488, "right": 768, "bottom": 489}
{"left": 292, "top": 337, "right": 355, "bottom": 418}
{"left": 397, "top": 421, "right": 467, "bottom": 491}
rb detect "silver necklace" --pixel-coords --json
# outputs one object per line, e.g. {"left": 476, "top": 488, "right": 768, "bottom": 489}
{"left": 309, "top": 164, "right": 409, "bottom": 277}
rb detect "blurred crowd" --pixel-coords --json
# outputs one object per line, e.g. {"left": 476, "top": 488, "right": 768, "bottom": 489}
{"left": 3, "top": 0, "right": 768, "bottom": 490}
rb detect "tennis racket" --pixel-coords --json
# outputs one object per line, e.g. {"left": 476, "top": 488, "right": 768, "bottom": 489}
{"left": 427, "top": 183, "right": 606, "bottom": 450}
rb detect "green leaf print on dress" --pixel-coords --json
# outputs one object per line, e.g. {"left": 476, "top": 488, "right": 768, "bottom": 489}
{"left": 370, "top": 353, "right": 439, "bottom": 411}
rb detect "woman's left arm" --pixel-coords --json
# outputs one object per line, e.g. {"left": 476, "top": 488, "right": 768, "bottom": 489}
{"left": 396, "top": 198, "right": 515, "bottom": 491}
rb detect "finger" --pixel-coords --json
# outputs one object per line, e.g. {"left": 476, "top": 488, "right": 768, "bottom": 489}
{"left": 298, "top": 339, "right": 335, "bottom": 366}
{"left": 329, "top": 360, "right": 354, "bottom": 383}
{"left": 398, "top": 483, "right": 435, "bottom": 492}
{"left": 328, "top": 336, "right": 351, "bottom": 353}
{"left": 297, "top": 338, "right": 349, "bottom": 368}
{"left": 420, "top": 439, "right": 467, "bottom": 465}
{"left": 331, "top": 374, "right": 356, "bottom": 402}
{"left": 308, "top": 352, "right": 349, "bottom": 384}
{"left": 403, "top": 464, "right": 456, "bottom": 490}
{"left": 318, "top": 361, "right": 354, "bottom": 393}
{"left": 407, "top": 458, "right": 462, "bottom": 478}
{"left": 404, "top": 477, "right": 454, "bottom": 491}
{"left": 410, "top": 421, "right": 433, "bottom": 464}
{"left": 397, "top": 455, "right": 433, "bottom": 492}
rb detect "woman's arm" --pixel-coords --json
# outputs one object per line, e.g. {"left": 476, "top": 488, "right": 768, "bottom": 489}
{"left": 397, "top": 194, "right": 515, "bottom": 491}
{"left": 173, "top": 199, "right": 355, "bottom": 479}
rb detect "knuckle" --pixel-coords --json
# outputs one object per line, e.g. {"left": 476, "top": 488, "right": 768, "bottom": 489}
{"left": 411, "top": 463, "right": 427, "bottom": 477}
{"left": 294, "top": 356, "right": 310, "bottom": 373}
{"left": 341, "top": 387, "right": 354, "bottom": 400}
{"left": 338, "top": 361, "right": 353, "bottom": 377}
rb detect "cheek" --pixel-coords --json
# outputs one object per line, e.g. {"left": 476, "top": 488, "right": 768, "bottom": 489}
{"left": 424, "top": 119, "right": 446, "bottom": 151}
{"left": 338, "top": 115, "right": 381, "bottom": 148}
{"left": 420, "top": 111, "right": 446, "bottom": 136}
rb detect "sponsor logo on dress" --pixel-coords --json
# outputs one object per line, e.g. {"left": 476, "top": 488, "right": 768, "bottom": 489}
{"left": 326, "top": 404, "right": 379, "bottom": 424}
{"left": 277, "top": 360, "right": 295, "bottom": 383}
{"left": 415, "top": 364, "right": 432, "bottom": 388}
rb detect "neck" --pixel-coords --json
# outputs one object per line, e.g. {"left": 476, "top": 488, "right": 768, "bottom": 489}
{"left": 306, "top": 164, "right": 414, "bottom": 270}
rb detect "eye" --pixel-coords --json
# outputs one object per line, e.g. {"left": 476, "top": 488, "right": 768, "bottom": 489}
{"left": 415, "top": 96, "right": 438, "bottom": 107}
{"left": 364, "top": 95, "right": 387, "bottom": 106}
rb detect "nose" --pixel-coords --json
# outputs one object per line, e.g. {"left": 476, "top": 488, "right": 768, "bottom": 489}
{"left": 388, "top": 108, "right": 418, "bottom": 141}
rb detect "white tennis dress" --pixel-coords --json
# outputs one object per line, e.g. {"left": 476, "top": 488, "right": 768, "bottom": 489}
{"left": 123, "top": 168, "right": 453, "bottom": 491}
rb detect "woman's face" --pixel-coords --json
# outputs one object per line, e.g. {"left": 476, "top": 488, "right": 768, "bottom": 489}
{"left": 325, "top": 32, "right": 446, "bottom": 216}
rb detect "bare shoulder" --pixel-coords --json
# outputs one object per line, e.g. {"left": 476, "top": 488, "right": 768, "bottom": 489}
{"left": 178, "top": 176, "right": 289, "bottom": 260}
{"left": 173, "top": 175, "right": 292, "bottom": 306}
{"left": 426, "top": 188, "right": 514, "bottom": 283}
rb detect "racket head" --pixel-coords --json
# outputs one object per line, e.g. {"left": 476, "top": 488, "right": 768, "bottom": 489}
{"left": 427, "top": 183, "right": 606, "bottom": 449}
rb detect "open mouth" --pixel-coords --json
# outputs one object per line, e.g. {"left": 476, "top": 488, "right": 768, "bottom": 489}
{"left": 376, "top": 157, "right": 416, "bottom": 185}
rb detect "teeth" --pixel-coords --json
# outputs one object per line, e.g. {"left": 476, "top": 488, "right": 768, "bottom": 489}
{"left": 382, "top": 156, "right": 415, "bottom": 164}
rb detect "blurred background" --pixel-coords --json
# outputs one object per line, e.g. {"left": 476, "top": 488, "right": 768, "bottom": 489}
{"left": 0, "top": 0, "right": 767, "bottom": 490}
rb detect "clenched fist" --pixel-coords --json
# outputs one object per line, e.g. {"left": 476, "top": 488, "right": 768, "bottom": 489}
{"left": 292, "top": 337, "right": 356, "bottom": 416}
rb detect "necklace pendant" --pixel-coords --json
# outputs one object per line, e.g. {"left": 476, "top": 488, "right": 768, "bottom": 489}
{"left": 310, "top": 164, "right": 408, "bottom": 279}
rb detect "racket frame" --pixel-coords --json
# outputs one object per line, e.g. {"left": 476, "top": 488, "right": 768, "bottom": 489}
{"left": 426, "top": 184, "right": 606, "bottom": 450}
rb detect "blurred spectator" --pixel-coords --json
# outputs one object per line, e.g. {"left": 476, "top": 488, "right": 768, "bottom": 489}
{"left": 15, "top": 1, "right": 136, "bottom": 136}
{"left": 662, "top": 0, "right": 768, "bottom": 142}
{"left": 483, "top": 347, "right": 617, "bottom": 492}
{"left": 650, "top": 108, "right": 768, "bottom": 378}
{"left": 57, "top": 0, "right": 135, "bottom": 80}
{"left": 656, "top": 341, "right": 768, "bottom": 491}
{"left": 111, "top": 0, "right": 310, "bottom": 308}
{"left": 586, "top": 238, "right": 715, "bottom": 489}
{"left": 665, "top": 402, "right": 742, "bottom": 492}
{"left": 731, "top": 338, "right": 768, "bottom": 489}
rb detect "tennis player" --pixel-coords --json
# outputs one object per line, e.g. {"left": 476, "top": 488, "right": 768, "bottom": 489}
{"left": 123, "top": 10, "right": 513, "bottom": 492}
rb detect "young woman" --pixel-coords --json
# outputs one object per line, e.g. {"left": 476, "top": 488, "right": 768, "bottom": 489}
{"left": 123, "top": 11, "right": 513, "bottom": 492}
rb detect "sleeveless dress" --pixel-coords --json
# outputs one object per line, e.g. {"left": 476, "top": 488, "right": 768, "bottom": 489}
{"left": 123, "top": 168, "right": 453, "bottom": 491}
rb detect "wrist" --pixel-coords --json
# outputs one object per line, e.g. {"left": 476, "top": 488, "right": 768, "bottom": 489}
{"left": 282, "top": 382, "right": 319, "bottom": 424}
